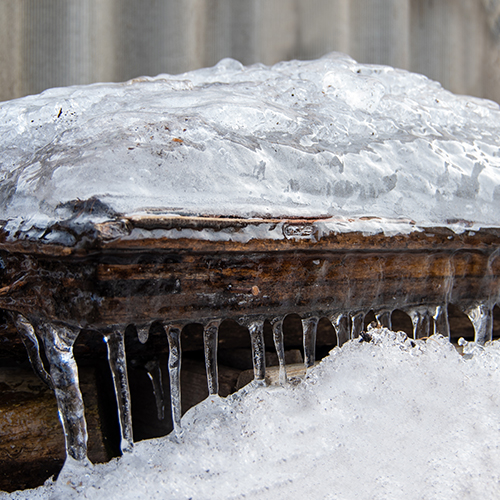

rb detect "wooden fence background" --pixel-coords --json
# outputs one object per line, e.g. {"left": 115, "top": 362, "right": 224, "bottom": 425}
{"left": 1, "top": 0, "right": 500, "bottom": 103}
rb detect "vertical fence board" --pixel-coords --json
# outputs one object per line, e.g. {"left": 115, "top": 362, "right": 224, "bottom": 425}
{"left": 1, "top": 0, "right": 500, "bottom": 104}
{"left": 296, "top": 0, "right": 350, "bottom": 59}
{"left": 0, "top": 0, "right": 24, "bottom": 100}
{"left": 350, "top": 0, "right": 410, "bottom": 69}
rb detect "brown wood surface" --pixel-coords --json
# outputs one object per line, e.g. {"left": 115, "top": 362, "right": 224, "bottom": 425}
{"left": 0, "top": 365, "right": 108, "bottom": 492}
{"left": 0, "top": 223, "right": 499, "bottom": 331}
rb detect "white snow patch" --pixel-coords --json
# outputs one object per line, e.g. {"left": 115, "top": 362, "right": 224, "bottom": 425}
{"left": 3, "top": 329, "right": 500, "bottom": 500}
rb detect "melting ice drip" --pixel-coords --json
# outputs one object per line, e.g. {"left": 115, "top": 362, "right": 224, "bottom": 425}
{"left": 10, "top": 295, "right": 499, "bottom": 467}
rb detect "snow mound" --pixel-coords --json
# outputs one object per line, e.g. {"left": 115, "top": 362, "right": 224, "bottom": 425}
{"left": 4, "top": 329, "right": 500, "bottom": 500}
{"left": 1, "top": 53, "right": 500, "bottom": 239}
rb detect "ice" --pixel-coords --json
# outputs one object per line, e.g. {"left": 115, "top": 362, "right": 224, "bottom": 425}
{"left": 145, "top": 360, "right": 165, "bottom": 421}
{"left": 104, "top": 330, "right": 134, "bottom": 453}
{"left": 330, "top": 312, "right": 350, "bottom": 346}
{"left": 407, "top": 307, "right": 432, "bottom": 339}
{"left": 39, "top": 323, "right": 88, "bottom": 462}
{"left": 13, "top": 314, "right": 53, "bottom": 389}
{"left": 165, "top": 325, "right": 182, "bottom": 438}
{"left": 1, "top": 53, "right": 500, "bottom": 242}
{"left": 2, "top": 52, "right": 500, "bottom": 497}
{"left": 432, "top": 304, "right": 451, "bottom": 337}
{"left": 271, "top": 317, "right": 287, "bottom": 385}
{"left": 136, "top": 325, "right": 149, "bottom": 344}
{"left": 301, "top": 316, "right": 318, "bottom": 368}
{"left": 203, "top": 320, "right": 221, "bottom": 396}
{"left": 4, "top": 329, "right": 500, "bottom": 499}
{"left": 375, "top": 310, "right": 392, "bottom": 329}
{"left": 9, "top": 248, "right": 495, "bottom": 475}
{"left": 246, "top": 319, "right": 266, "bottom": 383}
{"left": 465, "top": 303, "right": 494, "bottom": 345}
{"left": 350, "top": 311, "right": 365, "bottom": 338}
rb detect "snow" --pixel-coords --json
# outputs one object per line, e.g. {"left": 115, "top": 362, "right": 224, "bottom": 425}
{"left": 3, "top": 329, "right": 500, "bottom": 500}
{"left": 1, "top": 53, "right": 500, "bottom": 241}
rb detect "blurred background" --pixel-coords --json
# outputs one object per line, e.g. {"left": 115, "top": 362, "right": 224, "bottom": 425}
{"left": 1, "top": 0, "right": 500, "bottom": 103}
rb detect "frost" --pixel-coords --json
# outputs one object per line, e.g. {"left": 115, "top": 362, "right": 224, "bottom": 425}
{"left": 1, "top": 53, "right": 500, "bottom": 240}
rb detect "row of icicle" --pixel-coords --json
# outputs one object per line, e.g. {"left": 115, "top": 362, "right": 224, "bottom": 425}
{"left": 10, "top": 301, "right": 497, "bottom": 467}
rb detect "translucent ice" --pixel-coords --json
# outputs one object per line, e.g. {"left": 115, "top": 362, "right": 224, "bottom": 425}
{"left": 39, "top": 323, "right": 88, "bottom": 462}
{"left": 203, "top": 320, "right": 221, "bottom": 396}
{"left": 104, "top": 331, "right": 134, "bottom": 453}
{"left": 271, "top": 317, "right": 287, "bottom": 385}
{"left": 144, "top": 360, "right": 165, "bottom": 421}
{"left": 1, "top": 53, "right": 500, "bottom": 241}
{"left": 4, "top": 330, "right": 500, "bottom": 499}
{"left": 165, "top": 325, "right": 182, "bottom": 438}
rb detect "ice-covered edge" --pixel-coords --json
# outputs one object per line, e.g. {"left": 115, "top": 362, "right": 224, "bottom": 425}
{"left": 2, "top": 52, "right": 500, "bottom": 243}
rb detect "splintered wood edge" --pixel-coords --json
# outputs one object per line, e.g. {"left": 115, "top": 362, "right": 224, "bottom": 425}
{"left": 0, "top": 215, "right": 499, "bottom": 257}
{"left": 98, "top": 219, "right": 500, "bottom": 253}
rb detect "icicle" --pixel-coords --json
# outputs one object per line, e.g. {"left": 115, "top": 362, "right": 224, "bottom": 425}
{"left": 203, "top": 319, "right": 220, "bottom": 395}
{"left": 137, "top": 324, "right": 150, "bottom": 344}
{"left": 465, "top": 303, "right": 493, "bottom": 345}
{"left": 165, "top": 325, "right": 183, "bottom": 438}
{"left": 302, "top": 316, "right": 319, "bottom": 368}
{"left": 40, "top": 322, "right": 88, "bottom": 463}
{"left": 13, "top": 313, "right": 52, "bottom": 389}
{"left": 103, "top": 330, "right": 134, "bottom": 453}
{"left": 247, "top": 319, "right": 266, "bottom": 383}
{"left": 375, "top": 310, "right": 392, "bottom": 329}
{"left": 407, "top": 308, "right": 431, "bottom": 339}
{"left": 271, "top": 317, "right": 287, "bottom": 385}
{"left": 350, "top": 311, "right": 365, "bottom": 339}
{"left": 330, "top": 312, "right": 349, "bottom": 346}
{"left": 145, "top": 360, "right": 165, "bottom": 420}
{"left": 432, "top": 305, "right": 450, "bottom": 338}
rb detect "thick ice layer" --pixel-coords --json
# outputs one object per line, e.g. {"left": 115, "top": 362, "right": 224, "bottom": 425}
{"left": 1, "top": 53, "right": 500, "bottom": 239}
{"left": 4, "top": 330, "right": 500, "bottom": 500}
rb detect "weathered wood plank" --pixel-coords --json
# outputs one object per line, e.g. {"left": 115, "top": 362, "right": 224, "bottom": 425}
{"left": 0, "top": 365, "right": 108, "bottom": 492}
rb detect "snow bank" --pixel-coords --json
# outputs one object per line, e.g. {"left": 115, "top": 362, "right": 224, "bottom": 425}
{"left": 4, "top": 329, "right": 500, "bottom": 500}
{"left": 1, "top": 53, "right": 500, "bottom": 239}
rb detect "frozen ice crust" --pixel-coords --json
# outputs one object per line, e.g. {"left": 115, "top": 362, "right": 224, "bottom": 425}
{"left": 1, "top": 52, "right": 500, "bottom": 238}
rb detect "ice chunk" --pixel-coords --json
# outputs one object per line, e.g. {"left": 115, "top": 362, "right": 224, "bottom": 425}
{"left": 1, "top": 53, "right": 500, "bottom": 241}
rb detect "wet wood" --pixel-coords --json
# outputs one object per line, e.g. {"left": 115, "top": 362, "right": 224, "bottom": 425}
{"left": 0, "top": 365, "right": 108, "bottom": 492}
{"left": 0, "top": 220, "right": 499, "bottom": 358}
{"left": 1, "top": 224, "right": 499, "bottom": 330}
{"left": 236, "top": 362, "right": 310, "bottom": 390}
